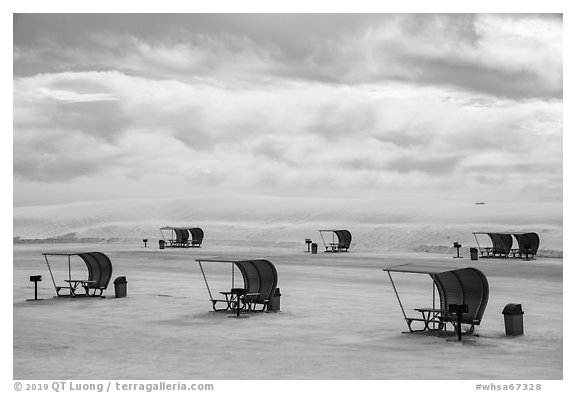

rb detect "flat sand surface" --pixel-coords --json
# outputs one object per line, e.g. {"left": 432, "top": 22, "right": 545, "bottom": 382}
{"left": 13, "top": 243, "right": 562, "bottom": 380}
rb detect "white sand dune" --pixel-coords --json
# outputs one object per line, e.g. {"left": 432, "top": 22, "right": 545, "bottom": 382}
{"left": 13, "top": 195, "right": 563, "bottom": 254}
{"left": 13, "top": 243, "right": 562, "bottom": 380}
{"left": 12, "top": 195, "right": 564, "bottom": 380}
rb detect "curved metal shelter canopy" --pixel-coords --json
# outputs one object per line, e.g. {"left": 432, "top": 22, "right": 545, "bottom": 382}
{"left": 512, "top": 232, "right": 540, "bottom": 258}
{"left": 319, "top": 229, "right": 352, "bottom": 252}
{"left": 160, "top": 227, "right": 204, "bottom": 248}
{"left": 196, "top": 257, "right": 278, "bottom": 312}
{"left": 42, "top": 252, "right": 113, "bottom": 297}
{"left": 472, "top": 232, "right": 512, "bottom": 257}
{"left": 383, "top": 263, "right": 489, "bottom": 333}
{"left": 188, "top": 227, "right": 204, "bottom": 246}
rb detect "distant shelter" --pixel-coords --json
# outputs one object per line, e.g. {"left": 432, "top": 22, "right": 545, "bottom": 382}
{"left": 472, "top": 232, "right": 539, "bottom": 259}
{"left": 160, "top": 227, "right": 204, "bottom": 248}
{"left": 319, "top": 229, "right": 352, "bottom": 252}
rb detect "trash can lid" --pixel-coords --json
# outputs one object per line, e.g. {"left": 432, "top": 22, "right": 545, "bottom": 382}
{"left": 502, "top": 303, "right": 523, "bottom": 314}
{"left": 114, "top": 276, "right": 127, "bottom": 284}
{"left": 470, "top": 247, "right": 478, "bottom": 252}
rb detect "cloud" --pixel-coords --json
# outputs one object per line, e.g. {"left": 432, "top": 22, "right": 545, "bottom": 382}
{"left": 306, "top": 14, "right": 562, "bottom": 98}
{"left": 14, "top": 14, "right": 562, "bottom": 99}
{"left": 385, "top": 155, "right": 465, "bottom": 175}
{"left": 12, "top": 14, "right": 563, "bottom": 204}
{"left": 14, "top": 156, "right": 102, "bottom": 182}
{"left": 34, "top": 88, "right": 118, "bottom": 103}
{"left": 13, "top": 124, "right": 123, "bottom": 182}
{"left": 14, "top": 71, "right": 562, "bottom": 189}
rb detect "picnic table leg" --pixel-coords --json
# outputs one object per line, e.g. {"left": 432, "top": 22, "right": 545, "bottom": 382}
{"left": 236, "top": 294, "right": 242, "bottom": 317}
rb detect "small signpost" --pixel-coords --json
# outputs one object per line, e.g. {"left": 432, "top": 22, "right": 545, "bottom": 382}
{"left": 27, "top": 275, "right": 43, "bottom": 301}
{"left": 453, "top": 242, "right": 462, "bottom": 258}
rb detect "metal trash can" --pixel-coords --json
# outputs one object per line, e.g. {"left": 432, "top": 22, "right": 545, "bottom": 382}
{"left": 311, "top": 243, "right": 318, "bottom": 254}
{"left": 470, "top": 247, "right": 478, "bottom": 261}
{"left": 268, "top": 288, "right": 281, "bottom": 312}
{"left": 502, "top": 303, "right": 524, "bottom": 336}
{"left": 113, "top": 276, "right": 127, "bottom": 298}
{"left": 159, "top": 240, "right": 165, "bottom": 250}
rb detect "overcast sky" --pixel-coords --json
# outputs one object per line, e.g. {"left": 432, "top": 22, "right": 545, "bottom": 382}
{"left": 13, "top": 13, "right": 563, "bottom": 206}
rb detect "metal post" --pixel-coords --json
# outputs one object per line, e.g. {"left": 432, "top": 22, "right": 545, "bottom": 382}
{"left": 198, "top": 262, "right": 213, "bottom": 301}
{"left": 432, "top": 279, "right": 436, "bottom": 310}
{"left": 387, "top": 271, "right": 407, "bottom": 320}
{"left": 457, "top": 312, "right": 462, "bottom": 341}
{"left": 473, "top": 233, "right": 482, "bottom": 254}
{"left": 333, "top": 232, "right": 336, "bottom": 251}
{"left": 236, "top": 294, "right": 241, "bottom": 317}
{"left": 43, "top": 254, "right": 57, "bottom": 291}
{"left": 432, "top": 279, "right": 436, "bottom": 332}
{"left": 68, "top": 255, "right": 72, "bottom": 293}
{"left": 319, "top": 231, "right": 327, "bottom": 251}
{"left": 453, "top": 242, "right": 462, "bottom": 258}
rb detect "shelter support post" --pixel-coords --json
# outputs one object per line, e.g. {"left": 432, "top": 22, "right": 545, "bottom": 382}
{"left": 43, "top": 254, "right": 58, "bottom": 292}
{"left": 387, "top": 271, "right": 408, "bottom": 321}
{"left": 198, "top": 262, "right": 214, "bottom": 301}
{"left": 68, "top": 255, "right": 72, "bottom": 292}
{"left": 432, "top": 279, "right": 436, "bottom": 331}
{"left": 473, "top": 233, "right": 482, "bottom": 255}
{"left": 432, "top": 279, "right": 435, "bottom": 311}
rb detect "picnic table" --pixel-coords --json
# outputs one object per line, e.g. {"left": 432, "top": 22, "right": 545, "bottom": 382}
{"left": 404, "top": 308, "right": 451, "bottom": 332}
{"left": 327, "top": 242, "right": 339, "bottom": 251}
{"left": 64, "top": 279, "right": 97, "bottom": 297}
{"left": 218, "top": 289, "right": 260, "bottom": 312}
